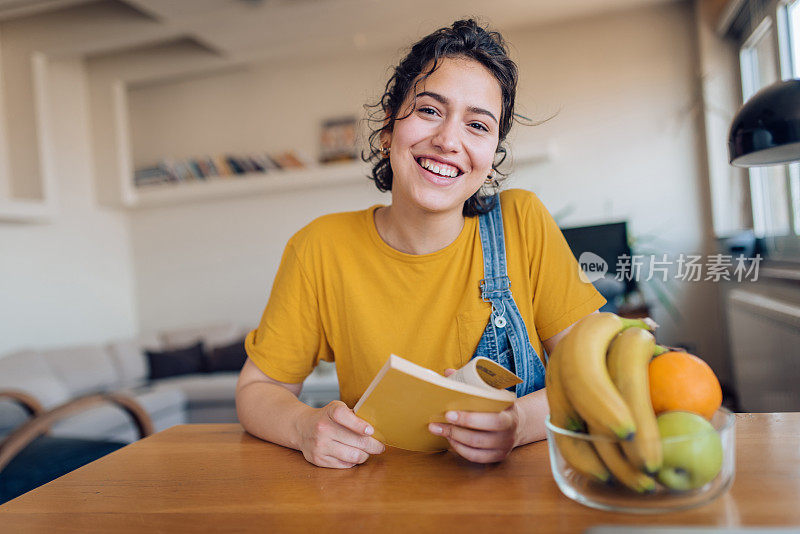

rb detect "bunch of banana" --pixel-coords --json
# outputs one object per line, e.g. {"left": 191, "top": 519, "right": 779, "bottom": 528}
{"left": 546, "top": 312, "right": 663, "bottom": 493}
{"left": 545, "top": 345, "right": 610, "bottom": 483}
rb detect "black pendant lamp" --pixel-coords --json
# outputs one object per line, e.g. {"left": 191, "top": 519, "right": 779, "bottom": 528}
{"left": 728, "top": 78, "right": 800, "bottom": 167}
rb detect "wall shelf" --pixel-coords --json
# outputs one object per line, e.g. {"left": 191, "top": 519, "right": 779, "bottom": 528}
{"left": 127, "top": 161, "right": 371, "bottom": 209}
{"left": 0, "top": 199, "right": 56, "bottom": 223}
{"left": 95, "top": 67, "right": 556, "bottom": 211}
{"left": 0, "top": 53, "right": 59, "bottom": 224}
{"left": 124, "top": 144, "right": 556, "bottom": 210}
{"left": 0, "top": 52, "right": 58, "bottom": 223}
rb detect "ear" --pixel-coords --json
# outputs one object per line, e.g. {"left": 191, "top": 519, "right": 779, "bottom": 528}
{"left": 379, "top": 125, "right": 392, "bottom": 152}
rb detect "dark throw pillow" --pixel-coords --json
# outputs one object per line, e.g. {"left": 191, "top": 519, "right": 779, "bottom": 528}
{"left": 205, "top": 338, "right": 248, "bottom": 373}
{"left": 145, "top": 342, "right": 205, "bottom": 380}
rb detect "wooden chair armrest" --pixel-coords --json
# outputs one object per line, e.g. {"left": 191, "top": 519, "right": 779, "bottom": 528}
{"left": 0, "top": 390, "right": 45, "bottom": 417}
{"left": 0, "top": 392, "right": 154, "bottom": 474}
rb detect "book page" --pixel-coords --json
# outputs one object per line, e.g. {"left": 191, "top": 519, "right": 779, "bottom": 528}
{"left": 447, "top": 357, "right": 522, "bottom": 391}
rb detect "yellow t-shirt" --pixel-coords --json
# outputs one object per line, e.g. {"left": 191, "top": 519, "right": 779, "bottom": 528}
{"left": 245, "top": 188, "right": 605, "bottom": 407}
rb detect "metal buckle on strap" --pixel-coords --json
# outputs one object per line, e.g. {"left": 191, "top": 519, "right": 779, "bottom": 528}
{"left": 479, "top": 277, "right": 511, "bottom": 289}
{"left": 479, "top": 277, "right": 511, "bottom": 302}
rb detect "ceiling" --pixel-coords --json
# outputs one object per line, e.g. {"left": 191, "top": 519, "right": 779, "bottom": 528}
{"left": 0, "top": 0, "right": 681, "bottom": 75}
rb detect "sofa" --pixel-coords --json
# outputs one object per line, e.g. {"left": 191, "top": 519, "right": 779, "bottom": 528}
{"left": 0, "top": 323, "right": 340, "bottom": 444}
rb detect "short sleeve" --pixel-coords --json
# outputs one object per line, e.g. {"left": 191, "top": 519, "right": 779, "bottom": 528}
{"left": 244, "top": 238, "right": 332, "bottom": 383}
{"left": 527, "top": 194, "right": 607, "bottom": 341}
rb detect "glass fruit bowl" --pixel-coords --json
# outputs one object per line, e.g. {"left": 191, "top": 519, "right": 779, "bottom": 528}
{"left": 545, "top": 407, "right": 736, "bottom": 513}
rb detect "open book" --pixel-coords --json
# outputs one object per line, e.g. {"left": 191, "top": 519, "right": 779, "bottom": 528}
{"left": 353, "top": 355, "right": 522, "bottom": 452}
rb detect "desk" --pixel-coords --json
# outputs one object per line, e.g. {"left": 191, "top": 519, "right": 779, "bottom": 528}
{"left": 1, "top": 413, "right": 798, "bottom": 532}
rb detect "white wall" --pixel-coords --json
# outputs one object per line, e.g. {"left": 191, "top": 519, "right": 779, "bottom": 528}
{"left": 0, "top": 56, "right": 138, "bottom": 353}
{"left": 121, "top": 1, "right": 729, "bottom": 380}
{"left": 129, "top": 184, "right": 384, "bottom": 334}
{"left": 0, "top": 3, "right": 196, "bottom": 355}
{"left": 504, "top": 1, "right": 728, "bottom": 379}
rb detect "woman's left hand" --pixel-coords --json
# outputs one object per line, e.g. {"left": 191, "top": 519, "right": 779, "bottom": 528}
{"left": 427, "top": 369, "right": 521, "bottom": 463}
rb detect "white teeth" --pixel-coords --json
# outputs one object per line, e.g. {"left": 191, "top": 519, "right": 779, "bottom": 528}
{"left": 418, "top": 157, "right": 460, "bottom": 178}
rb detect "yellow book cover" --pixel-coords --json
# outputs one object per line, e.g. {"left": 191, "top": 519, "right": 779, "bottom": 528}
{"left": 354, "top": 355, "right": 522, "bottom": 452}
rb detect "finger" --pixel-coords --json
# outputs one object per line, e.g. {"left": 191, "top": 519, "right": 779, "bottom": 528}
{"left": 447, "top": 438, "right": 507, "bottom": 464}
{"left": 432, "top": 423, "right": 508, "bottom": 450}
{"left": 444, "top": 410, "right": 514, "bottom": 432}
{"left": 450, "top": 425, "right": 500, "bottom": 450}
{"left": 320, "top": 456, "right": 356, "bottom": 469}
{"left": 327, "top": 402, "right": 374, "bottom": 436}
{"left": 332, "top": 426, "right": 385, "bottom": 455}
{"left": 303, "top": 448, "right": 356, "bottom": 469}
{"left": 443, "top": 368, "right": 456, "bottom": 377}
{"left": 327, "top": 440, "right": 371, "bottom": 466}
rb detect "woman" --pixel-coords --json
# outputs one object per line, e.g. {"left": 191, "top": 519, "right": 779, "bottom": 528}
{"left": 236, "top": 19, "right": 605, "bottom": 468}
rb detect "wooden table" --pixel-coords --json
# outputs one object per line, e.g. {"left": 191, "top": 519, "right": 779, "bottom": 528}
{"left": 1, "top": 413, "right": 798, "bottom": 533}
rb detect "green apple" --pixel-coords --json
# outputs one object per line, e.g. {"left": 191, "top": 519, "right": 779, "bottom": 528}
{"left": 656, "top": 411, "right": 723, "bottom": 491}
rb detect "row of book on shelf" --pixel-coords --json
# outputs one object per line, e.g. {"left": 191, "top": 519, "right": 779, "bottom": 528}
{"left": 133, "top": 151, "right": 310, "bottom": 187}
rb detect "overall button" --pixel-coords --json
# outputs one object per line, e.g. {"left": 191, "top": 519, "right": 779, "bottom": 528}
{"left": 493, "top": 315, "right": 507, "bottom": 328}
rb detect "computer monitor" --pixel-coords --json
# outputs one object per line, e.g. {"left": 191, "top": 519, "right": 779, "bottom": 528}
{"left": 560, "top": 221, "right": 636, "bottom": 294}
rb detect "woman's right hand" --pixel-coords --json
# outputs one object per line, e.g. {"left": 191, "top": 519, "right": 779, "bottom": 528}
{"left": 297, "top": 400, "right": 385, "bottom": 468}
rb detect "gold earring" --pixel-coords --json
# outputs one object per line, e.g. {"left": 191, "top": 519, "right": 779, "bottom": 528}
{"left": 381, "top": 147, "right": 390, "bottom": 158}
{"left": 485, "top": 170, "right": 496, "bottom": 185}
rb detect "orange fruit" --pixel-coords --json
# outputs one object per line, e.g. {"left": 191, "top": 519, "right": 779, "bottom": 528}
{"left": 648, "top": 351, "right": 722, "bottom": 420}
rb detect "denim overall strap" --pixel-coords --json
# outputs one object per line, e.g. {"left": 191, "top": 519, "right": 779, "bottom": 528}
{"left": 475, "top": 196, "right": 546, "bottom": 397}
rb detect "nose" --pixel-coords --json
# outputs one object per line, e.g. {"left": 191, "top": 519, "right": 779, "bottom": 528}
{"left": 431, "top": 117, "right": 460, "bottom": 153}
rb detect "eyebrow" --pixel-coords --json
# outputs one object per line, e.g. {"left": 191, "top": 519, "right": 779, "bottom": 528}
{"left": 416, "top": 91, "right": 498, "bottom": 124}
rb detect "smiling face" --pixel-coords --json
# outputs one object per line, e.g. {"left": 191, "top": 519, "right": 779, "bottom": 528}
{"left": 382, "top": 56, "right": 502, "bottom": 217}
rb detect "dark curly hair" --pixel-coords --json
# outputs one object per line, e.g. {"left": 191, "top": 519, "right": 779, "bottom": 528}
{"left": 363, "top": 19, "right": 519, "bottom": 216}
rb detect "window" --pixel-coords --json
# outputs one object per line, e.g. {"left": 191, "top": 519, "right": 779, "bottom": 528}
{"left": 788, "top": 0, "right": 800, "bottom": 76}
{"left": 786, "top": 0, "right": 800, "bottom": 235}
{"left": 738, "top": 0, "right": 800, "bottom": 259}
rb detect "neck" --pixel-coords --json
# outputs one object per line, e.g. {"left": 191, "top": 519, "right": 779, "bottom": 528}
{"left": 374, "top": 203, "right": 465, "bottom": 255}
